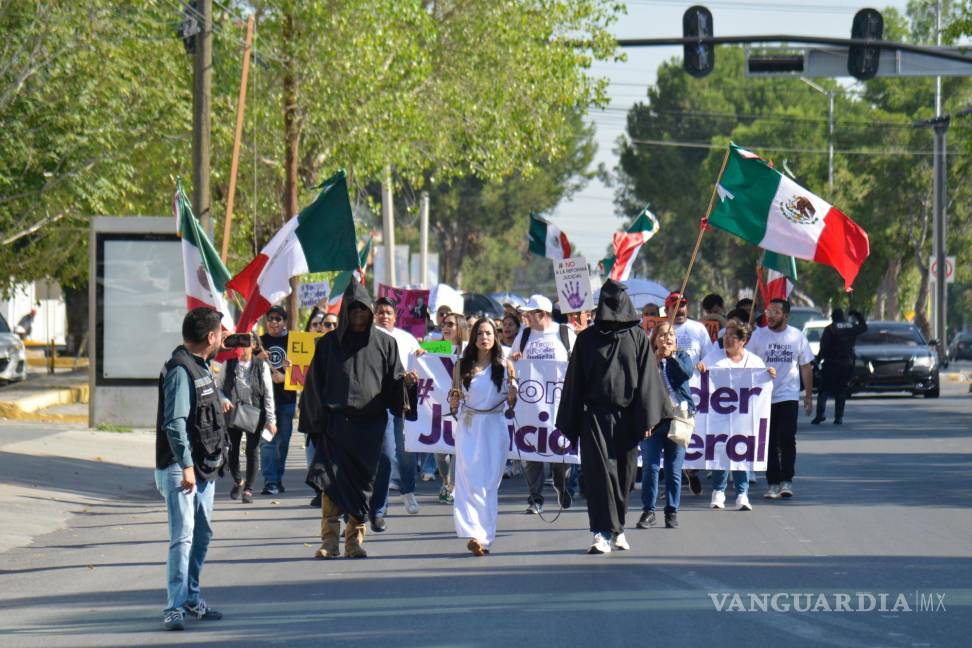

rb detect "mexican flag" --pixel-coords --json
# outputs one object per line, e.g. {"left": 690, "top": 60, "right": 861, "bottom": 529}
{"left": 599, "top": 207, "right": 660, "bottom": 281}
{"left": 758, "top": 250, "right": 797, "bottom": 303}
{"left": 528, "top": 213, "right": 572, "bottom": 260}
{"left": 326, "top": 237, "right": 373, "bottom": 314}
{"left": 708, "top": 143, "right": 869, "bottom": 290}
{"left": 227, "top": 170, "right": 359, "bottom": 332}
{"left": 174, "top": 182, "right": 234, "bottom": 331}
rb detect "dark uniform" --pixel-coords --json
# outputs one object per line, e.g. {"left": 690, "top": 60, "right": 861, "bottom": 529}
{"left": 813, "top": 309, "right": 867, "bottom": 424}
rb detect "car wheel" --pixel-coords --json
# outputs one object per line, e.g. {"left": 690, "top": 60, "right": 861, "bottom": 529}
{"left": 923, "top": 384, "right": 940, "bottom": 398}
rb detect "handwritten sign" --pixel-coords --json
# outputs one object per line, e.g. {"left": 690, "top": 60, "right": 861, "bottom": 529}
{"left": 420, "top": 340, "right": 453, "bottom": 354}
{"left": 284, "top": 330, "right": 322, "bottom": 391}
{"left": 298, "top": 281, "right": 329, "bottom": 308}
{"left": 554, "top": 256, "right": 594, "bottom": 313}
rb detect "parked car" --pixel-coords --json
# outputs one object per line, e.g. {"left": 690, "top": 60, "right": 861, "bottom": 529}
{"left": 0, "top": 313, "right": 28, "bottom": 384}
{"left": 850, "top": 321, "right": 940, "bottom": 398}
{"left": 462, "top": 292, "right": 504, "bottom": 319}
{"left": 787, "top": 306, "right": 825, "bottom": 331}
{"left": 802, "top": 319, "right": 831, "bottom": 356}
{"left": 948, "top": 331, "right": 972, "bottom": 361}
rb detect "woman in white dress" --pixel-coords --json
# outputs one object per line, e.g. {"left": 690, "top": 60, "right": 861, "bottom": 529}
{"left": 448, "top": 318, "right": 516, "bottom": 556}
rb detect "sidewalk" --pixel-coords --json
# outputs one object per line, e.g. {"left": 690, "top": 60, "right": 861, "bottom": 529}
{"left": 0, "top": 368, "right": 88, "bottom": 423}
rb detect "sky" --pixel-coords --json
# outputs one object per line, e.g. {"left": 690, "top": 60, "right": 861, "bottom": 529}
{"left": 552, "top": 0, "right": 914, "bottom": 263}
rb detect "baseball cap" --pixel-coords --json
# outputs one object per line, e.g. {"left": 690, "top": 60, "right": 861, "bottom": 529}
{"left": 664, "top": 292, "right": 688, "bottom": 310}
{"left": 522, "top": 294, "right": 553, "bottom": 313}
{"left": 267, "top": 305, "right": 288, "bottom": 319}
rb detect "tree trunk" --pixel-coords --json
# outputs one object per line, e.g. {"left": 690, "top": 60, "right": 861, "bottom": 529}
{"left": 282, "top": 9, "right": 300, "bottom": 330}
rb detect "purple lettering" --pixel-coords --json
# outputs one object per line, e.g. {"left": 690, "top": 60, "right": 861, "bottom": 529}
{"left": 757, "top": 417, "right": 767, "bottom": 462}
{"left": 690, "top": 372, "right": 709, "bottom": 413}
{"left": 738, "top": 386, "right": 761, "bottom": 414}
{"left": 516, "top": 426, "right": 538, "bottom": 452}
{"left": 711, "top": 387, "right": 737, "bottom": 414}
{"left": 685, "top": 433, "right": 704, "bottom": 461}
{"left": 422, "top": 405, "right": 444, "bottom": 445}
{"left": 726, "top": 433, "right": 755, "bottom": 462}
{"left": 704, "top": 433, "right": 728, "bottom": 461}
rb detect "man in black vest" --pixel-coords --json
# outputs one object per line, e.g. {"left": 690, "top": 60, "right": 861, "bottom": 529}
{"left": 155, "top": 307, "right": 230, "bottom": 631}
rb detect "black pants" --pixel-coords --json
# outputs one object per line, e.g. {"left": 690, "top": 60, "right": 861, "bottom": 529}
{"left": 579, "top": 410, "right": 638, "bottom": 536}
{"left": 767, "top": 400, "right": 798, "bottom": 485}
{"left": 524, "top": 461, "right": 571, "bottom": 506}
{"left": 816, "top": 390, "right": 847, "bottom": 421}
{"left": 228, "top": 428, "right": 259, "bottom": 489}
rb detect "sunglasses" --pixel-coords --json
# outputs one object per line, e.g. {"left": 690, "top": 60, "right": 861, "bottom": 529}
{"left": 322, "top": 322, "right": 337, "bottom": 329}
{"left": 267, "top": 316, "right": 284, "bottom": 323}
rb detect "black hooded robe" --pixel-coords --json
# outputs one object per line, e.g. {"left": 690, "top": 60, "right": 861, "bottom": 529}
{"left": 303, "top": 282, "right": 416, "bottom": 521}
{"left": 556, "top": 280, "right": 673, "bottom": 536}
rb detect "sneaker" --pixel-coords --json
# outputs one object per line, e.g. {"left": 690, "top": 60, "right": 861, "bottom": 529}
{"left": 438, "top": 486, "right": 454, "bottom": 504}
{"left": 241, "top": 489, "right": 253, "bottom": 504}
{"left": 833, "top": 418, "right": 843, "bottom": 425}
{"left": 370, "top": 515, "right": 387, "bottom": 533}
{"left": 710, "top": 490, "right": 726, "bottom": 510}
{"left": 420, "top": 472, "right": 436, "bottom": 482}
{"left": 764, "top": 485, "right": 782, "bottom": 499}
{"left": 558, "top": 490, "right": 573, "bottom": 509}
{"left": 636, "top": 510, "right": 656, "bottom": 529}
{"left": 162, "top": 610, "right": 184, "bottom": 631}
{"left": 735, "top": 494, "right": 752, "bottom": 511}
{"left": 185, "top": 600, "right": 222, "bottom": 621}
{"left": 230, "top": 481, "right": 243, "bottom": 500}
{"left": 688, "top": 473, "right": 702, "bottom": 496}
{"left": 310, "top": 492, "right": 322, "bottom": 508}
{"left": 587, "top": 532, "right": 612, "bottom": 554}
{"left": 503, "top": 465, "right": 513, "bottom": 479}
{"left": 262, "top": 484, "right": 279, "bottom": 496}
{"left": 525, "top": 502, "right": 543, "bottom": 515}
{"left": 810, "top": 416, "right": 825, "bottom": 425}
{"left": 402, "top": 492, "right": 420, "bottom": 515}
{"left": 664, "top": 511, "right": 678, "bottom": 528}
{"left": 277, "top": 483, "right": 286, "bottom": 494}
{"left": 780, "top": 481, "right": 794, "bottom": 498}
{"left": 611, "top": 533, "right": 630, "bottom": 551}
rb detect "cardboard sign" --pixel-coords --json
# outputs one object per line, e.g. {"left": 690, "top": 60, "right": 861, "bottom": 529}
{"left": 284, "top": 330, "right": 322, "bottom": 391}
{"left": 378, "top": 284, "right": 431, "bottom": 338}
{"left": 702, "top": 319, "right": 721, "bottom": 343}
{"left": 298, "top": 281, "right": 330, "bottom": 308}
{"left": 554, "top": 256, "right": 594, "bottom": 313}
{"left": 420, "top": 340, "right": 453, "bottom": 354}
{"left": 641, "top": 316, "right": 667, "bottom": 336}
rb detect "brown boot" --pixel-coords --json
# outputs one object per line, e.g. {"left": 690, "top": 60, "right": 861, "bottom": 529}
{"left": 314, "top": 494, "right": 341, "bottom": 559}
{"left": 344, "top": 516, "right": 368, "bottom": 558}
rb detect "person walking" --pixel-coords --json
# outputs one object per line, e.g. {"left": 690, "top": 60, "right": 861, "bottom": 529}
{"left": 433, "top": 312, "right": 468, "bottom": 504}
{"left": 259, "top": 305, "right": 297, "bottom": 496}
{"left": 812, "top": 309, "right": 867, "bottom": 425}
{"left": 449, "top": 318, "right": 516, "bottom": 556}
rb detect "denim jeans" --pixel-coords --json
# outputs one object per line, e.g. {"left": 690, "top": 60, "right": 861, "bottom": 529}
{"left": 420, "top": 453, "right": 437, "bottom": 476}
{"left": 261, "top": 402, "right": 295, "bottom": 487}
{"left": 389, "top": 415, "right": 415, "bottom": 495}
{"left": 369, "top": 414, "right": 398, "bottom": 518}
{"left": 711, "top": 469, "right": 749, "bottom": 495}
{"left": 155, "top": 464, "right": 215, "bottom": 615}
{"left": 640, "top": 420, "right": 685, "bottom": 514}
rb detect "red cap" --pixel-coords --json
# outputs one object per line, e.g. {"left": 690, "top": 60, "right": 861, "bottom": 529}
{"left": 665, "top": 292, "right": 688, "bottom": 309}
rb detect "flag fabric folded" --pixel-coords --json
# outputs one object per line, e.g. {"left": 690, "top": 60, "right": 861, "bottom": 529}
{"left": 708, "top": 143, "right": 869, "bottom": 290}
{"left": 599, "top": 207, "right": 660, "bottom": 281}
{"left": 326, "top": 238, "right": 372, "bottom": 314}
{"left": 758, "top": 250, "right": 797, "bottom": 303}
{"left": 528, "top": 213, "right": 572, "bottom": 260}
{"left": 174, "top": 182, "right": 235, "bottom": 331}
{"left": 228, "top": 170, "right": 359, "bottom": 332}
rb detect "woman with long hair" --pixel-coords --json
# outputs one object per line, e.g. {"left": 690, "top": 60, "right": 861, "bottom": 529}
{"left": 448, "top": 318, "right": 516, "bottom": 556}
{"left": 499, "top": 312, "right": 521, "bottom": 356}
{"left": 434, "top": 312, "right": 469, "bottom": 503}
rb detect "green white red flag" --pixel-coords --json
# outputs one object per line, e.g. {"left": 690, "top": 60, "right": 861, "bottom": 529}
{"left": 528, "top": 212, "right": 573, "bottom": 260}
{"left": 599, "top": 207, "right": 660, "bottom": 281}
{"left": 326, "top": 237, "right": 373, "bottom": 314}
{"left": 758, "top": 250, "right": 798, "bottom": 303}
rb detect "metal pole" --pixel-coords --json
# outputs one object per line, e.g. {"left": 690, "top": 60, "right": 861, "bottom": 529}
{"left": 381, "top": 166, "right": 396, "bottom": 286}
{"left": 419, "top": 191, "right": 429, "bottom": 287}
{"left": 933, "top": 119, "right": 948, "bottom": 347}
{"left": 827, "top": 91, "right": 835, "bottom": 189}
{"left": 192, "top": 0, "right": 213, "bottom": 238}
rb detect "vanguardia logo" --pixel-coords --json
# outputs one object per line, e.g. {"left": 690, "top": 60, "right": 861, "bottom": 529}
{"left": 708, "top": 592, "right": 946, "bottom": 613}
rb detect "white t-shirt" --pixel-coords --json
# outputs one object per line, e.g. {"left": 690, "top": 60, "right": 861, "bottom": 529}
{"left": 675, "top": 318, "right": 713, "bottom": 366}
{"left": 747, "top": 325, "right": 814, "bottom": 403}
{"left": 510, "top": 323, "right": 576, "bottom": 361}
{"left": 377, "top": 326, "right": 421, "bottom": 368}
{"left": 701, "top": 347, "right": 766, "bottom": 370}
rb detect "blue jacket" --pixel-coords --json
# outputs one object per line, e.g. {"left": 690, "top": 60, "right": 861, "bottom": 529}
{"left": 660, "top": 350, "right": 696, "bottom": 414}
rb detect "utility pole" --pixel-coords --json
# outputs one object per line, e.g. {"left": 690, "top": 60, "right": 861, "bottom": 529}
{"left": 419, "top": 191, "right": 429, "bottom": 288}
{"left": 381, "top": 166, "right": 396, "bottom": 286}
{"left": 192, "top": 0, "right": 213, "bottom": 238}
{"left": 932, "top": 117, "right": 948, "bottom": 347}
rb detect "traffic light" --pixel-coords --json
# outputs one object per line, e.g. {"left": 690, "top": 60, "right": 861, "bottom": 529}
{"left": 683, "top": 5, "right": 714, "bottom": 78}
{"left": 848, "top": 8, "right": 883, "bottom": 80}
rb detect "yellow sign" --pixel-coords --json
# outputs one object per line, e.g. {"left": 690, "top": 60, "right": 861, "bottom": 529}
{"left": 284, "top": 331, "right": 322, "bottom": 391}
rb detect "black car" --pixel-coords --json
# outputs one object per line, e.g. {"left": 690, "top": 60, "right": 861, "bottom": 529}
{"left": 462, "top": 293, "right": 504, "bottom": 319}
{"left": 948, "top": 331, "right": 972, "bottom": 361}
{"left": 850, "top": 321, "right": 940, "bottom": 398}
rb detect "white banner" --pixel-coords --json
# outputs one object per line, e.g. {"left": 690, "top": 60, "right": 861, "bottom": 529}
{"left": 683, "top": 368, "right": 774, "bottom": 471}
{"left": 554, "top": 256, "right": 594, "bottom": 313}
{"left": 404, "top": 355, "right": 579, "bottom": 464}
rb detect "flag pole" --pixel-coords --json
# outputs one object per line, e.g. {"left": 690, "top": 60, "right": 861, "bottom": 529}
{"left": 669, "top": 145, "right": 732, "bottom": 325}
{"left": 748, "top": 253, "right": 763, "bottom": 329}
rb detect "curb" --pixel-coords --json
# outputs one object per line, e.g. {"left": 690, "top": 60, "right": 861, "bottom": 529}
{"left": 0, "top": 383, "right": 89, "bottom": 421}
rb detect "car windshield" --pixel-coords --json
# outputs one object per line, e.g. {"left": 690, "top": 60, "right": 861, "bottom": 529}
{"left": 0, "top": 313, "right": 10, "bottom": 334}
{"left": 804, "top": 327, "right": 825, "bottom": 342}
{"left": 858, "top": 326, "right": 925, "bottom": 346}
{"left": 788, "top": 309, "right": 823, "bottom": 330}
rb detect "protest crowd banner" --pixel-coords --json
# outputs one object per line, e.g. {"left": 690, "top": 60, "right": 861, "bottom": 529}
{"left": 553, "top": 256, "right": 594, "bottom": 313}
{"left": 378, "top": 284, "right": 431, "bottom": 338}
{"left": 284, "top": 330, "right": 322, "bottom": 391}
{"left": 404, "top": 354, "right": 580, "bottom": 465}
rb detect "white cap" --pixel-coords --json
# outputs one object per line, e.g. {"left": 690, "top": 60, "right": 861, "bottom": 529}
{"left": 521, "top": 294, "right": 553, "bottom": 313}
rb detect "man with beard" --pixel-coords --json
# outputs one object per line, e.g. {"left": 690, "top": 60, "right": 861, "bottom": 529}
{"left": 303, "top": 283, "right": 417, "bottom": 559}
{"left": 556, "top": 280, "right": 673, "bottom": 554}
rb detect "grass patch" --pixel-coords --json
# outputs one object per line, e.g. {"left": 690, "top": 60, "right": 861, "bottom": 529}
{"left": 96, "top": 422, "right": 133, "bottom": 433}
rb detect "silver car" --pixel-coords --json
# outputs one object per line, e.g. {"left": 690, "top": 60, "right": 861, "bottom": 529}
{"left": 0, "top": 313, "right": 28, "bottom": 383}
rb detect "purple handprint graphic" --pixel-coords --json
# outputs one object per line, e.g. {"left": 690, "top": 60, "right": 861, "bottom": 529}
{"left": 561, "top": 280, "right": 585, "bottom": 310}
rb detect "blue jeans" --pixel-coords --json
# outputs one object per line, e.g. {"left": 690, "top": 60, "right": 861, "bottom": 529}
{"left": 261, "top": 402, "right": 295, "bottom": 487}
{"left": 155, "top": 464, "right": 215, "bottom": 615}
{"left": 711, "top": 469, "right": 749, "bottom": 495}
{"left": 390, "top": 415, "right": 415, "bottom": 495}
{"left": 369, "top": 415, "right": 398, "bottom": 518}
{"left": 640, "top": 420, "right": 685, "bottom": 514}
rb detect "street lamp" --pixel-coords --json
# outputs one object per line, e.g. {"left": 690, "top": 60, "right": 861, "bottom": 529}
{"left": 800, "top": 77, "right": 835, "bottom": 190}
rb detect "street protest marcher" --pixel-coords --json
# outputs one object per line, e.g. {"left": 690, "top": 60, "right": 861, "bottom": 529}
{"left": 301, "top": 309, "right": 338, "bottom": 508}
{"left": 637, "top": 320, "right": 691, "bottom": 530}
{"left": 303, "top": 283, "right": 418, "bottom": 559}
{"left": 431, "top": 311, "right": 468, "bottom": 503}
{"left": 702, "top": 293, "right": 727, "bottom": 329}
{"left": 448, "top": 318, "right": 517, "bottom": 556}
{"left": 500, "top": 312, "right": 522, "bottom": 356}
{"left": 215, "top": 335, "right": 275, "bottom": 505}
{"left": 698, "top": 321, "right": 776, "bottom": 512}
{"left": 812, "top": 309, "right": 867, "bottom": 425}
{"left": 511, "top": 294, "right": 577, "bottom": 514}
{"left": 557, "top": 280, "right": 673, "bottom": 554}
{"left": 371, "top": 296, "right": 423, "bottom": 527}
{"left": 747, "top": 298, "right": 814, "bottom": 500}
{"left": 259, "top": 305, "right": 297, "bottom": 496}
{"left": 154, "top": 307, "right": 229, "bottom": 631}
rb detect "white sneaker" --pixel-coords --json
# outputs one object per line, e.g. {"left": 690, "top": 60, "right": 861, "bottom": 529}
{"left": 764, "top": 485, "right": 782, "bottom": 499}
{"left": 612, "top": 533, "right": 630, "bottom": 551}
{"left": 780, "top": 481, "right": 794, "bottom": 498}
{"left": 587, "top": 533, "right": 612, "bottom": 554}
{"left": 402, "top": 492, "right": 419, "bottom": 515}
{"left": 710, "top": 490, "right": 726, "bottom": 509}
{"left": 735, "top": 494, "right": 752, "bottom": 511}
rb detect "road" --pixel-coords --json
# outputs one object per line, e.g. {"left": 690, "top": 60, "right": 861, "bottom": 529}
{"left": 1, "top": 379, "right": 970, "bottom": 647}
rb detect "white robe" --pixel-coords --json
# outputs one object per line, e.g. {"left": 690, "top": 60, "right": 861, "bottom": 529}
{"left": 453, "top": 366, "right": 509, "bottom": 546}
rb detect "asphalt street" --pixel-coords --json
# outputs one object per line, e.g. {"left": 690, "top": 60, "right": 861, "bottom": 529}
{"left": 1, "top": 378, "right": 970, "bottom": 647}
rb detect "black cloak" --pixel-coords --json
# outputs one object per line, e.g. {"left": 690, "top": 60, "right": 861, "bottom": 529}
{"left": 303, "top": 281, "right": 416, "bottom": 520}
{"left": 556, "top": 279, "right": 673, "bottom": 535}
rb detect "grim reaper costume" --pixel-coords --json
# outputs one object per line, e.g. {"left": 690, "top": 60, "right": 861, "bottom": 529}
{"left": 303, "top": 282, "right": 416, "bottom": 559}
{"left": 556, "top": 279, "right": 673, "bottom": 553}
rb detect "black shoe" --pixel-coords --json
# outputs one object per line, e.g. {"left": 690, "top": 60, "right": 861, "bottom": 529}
{"left": 833, "top": 418, "right": 842, "bottom": 425}
{"left": 688, "top": 474, "right": 702, "bottom": 496}
{"left": 310, "top": 493, "right": 322, "bottom": 508}
{"left": 665, "top": 512, "right": 678, "bottom": 529}
{"left": 558, "top": 490, "right": 573, "bottom": 509}
{"left": 185, "top": 600, "right": 222, "bottom": 620}
{"left": 370, "top": 515, "right": 387, "bottom": 533}
{"left": 811, "top": 416, "right": 825, "bottom": 425}
{"left": 162, "top": 610, "right": 184, "bottom": 631}
{"left": 278, "top": 483, "right": 286, "bottom": 493}
{"left": 241, "top": 489, "right": 253, "bottom": 504}
{"left": 261, "top": 485, "right": 273, "bottom": 495}
{"left": 636, "top": 511, "right": 656, "bottom": 529}
{"left": 230, "top": 482, "right": 243, "bottom": 500}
